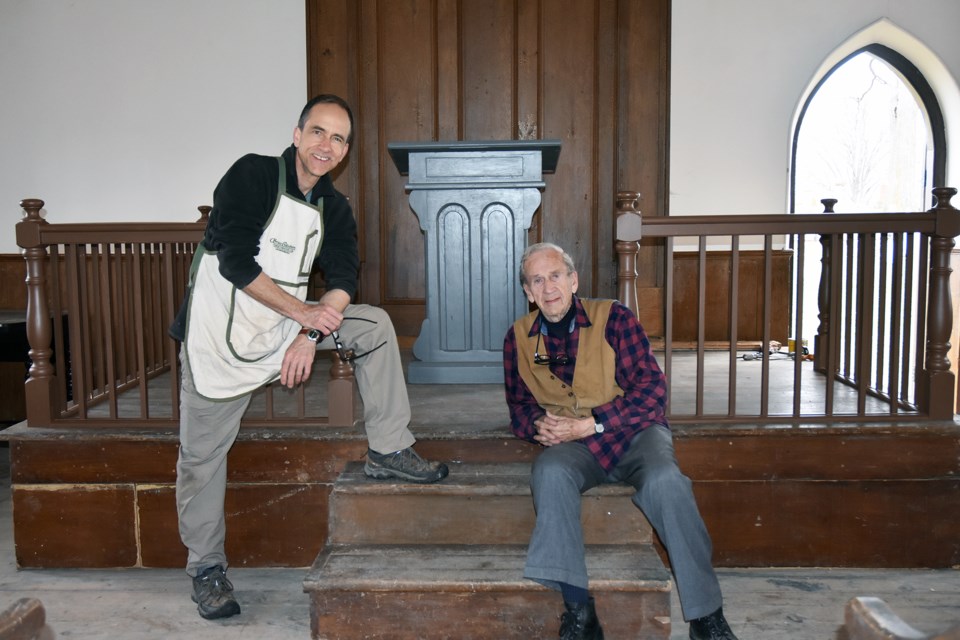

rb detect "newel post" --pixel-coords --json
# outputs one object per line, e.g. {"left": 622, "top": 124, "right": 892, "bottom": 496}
{"left": 615, "top": 191, "right": 642, "bottom": 318}
{"left": 814, "top": 198, "right": 838, "bottom": 374}
{"left": 15, "top": 199, "right": 56, "bottom": 426}
{"left": 921, "top": 187, "right": 959, "bottom": 419}
{"left": 327, "top": 351, "right": 356, "bottom": 427}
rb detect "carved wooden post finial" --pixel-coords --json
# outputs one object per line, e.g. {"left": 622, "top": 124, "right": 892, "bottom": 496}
{"left": 20, "top": 198, "right": 45, "bottom": 221}
{"left": 197, "top": 205, "right": 212, "bottom": 224}
{"left": 931, "top": 186, "right": 956, "bottom": 209}
{"left": 617, "top": 191, "right": 640, "bottom": 213}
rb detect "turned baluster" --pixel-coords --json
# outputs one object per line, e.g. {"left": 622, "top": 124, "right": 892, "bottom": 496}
{"left": 813, "top": 198, "right": 837, "bottom": 374}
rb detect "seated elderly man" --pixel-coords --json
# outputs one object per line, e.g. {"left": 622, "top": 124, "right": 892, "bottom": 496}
{"left": 502, "top": 242, "right": 738, "bottom": 640}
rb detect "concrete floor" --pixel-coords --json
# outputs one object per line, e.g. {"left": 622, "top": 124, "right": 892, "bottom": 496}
{"left": 1, "top": 441, "right": 958, "bottom": 639}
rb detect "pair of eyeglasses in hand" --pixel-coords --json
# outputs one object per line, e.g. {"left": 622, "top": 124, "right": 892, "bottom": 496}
{"left": 329, "top": 330, "right": 386, "bottom": 363}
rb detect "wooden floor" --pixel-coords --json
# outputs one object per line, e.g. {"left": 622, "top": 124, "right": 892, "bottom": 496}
{"left": 0, "top": 442, "right": 956, "bottom": 640}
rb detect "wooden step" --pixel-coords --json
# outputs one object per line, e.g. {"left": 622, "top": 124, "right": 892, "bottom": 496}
{"left": 328, "top": 461, "right": 654, "bottom": 546}
{"left": 303, "top": 544, "right": 672, "bottom": 639}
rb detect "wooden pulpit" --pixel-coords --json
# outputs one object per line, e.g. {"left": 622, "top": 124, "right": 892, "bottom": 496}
{"left": 388, "top": 140, "right": 561, "bottom": 383}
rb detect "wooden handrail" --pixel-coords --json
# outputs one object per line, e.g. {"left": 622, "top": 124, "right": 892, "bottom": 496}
{"left": 638, "top": 211, "right": 939, "bottom": 237}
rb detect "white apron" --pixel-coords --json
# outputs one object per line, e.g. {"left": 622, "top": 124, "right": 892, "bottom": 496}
{"left": 184, "top": 157, "right": 323, "bottom": 399}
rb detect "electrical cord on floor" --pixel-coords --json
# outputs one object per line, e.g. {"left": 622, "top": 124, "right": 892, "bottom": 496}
{"left": 741, "top": 350, "right": 811, "bottom": 361}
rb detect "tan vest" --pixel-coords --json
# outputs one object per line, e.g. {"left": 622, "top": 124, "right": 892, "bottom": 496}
{"left": 515, "top": 298, "right": 624, "bottom": 418}
{"left": 184, "top": 156, "right": 323, "bottom": 400}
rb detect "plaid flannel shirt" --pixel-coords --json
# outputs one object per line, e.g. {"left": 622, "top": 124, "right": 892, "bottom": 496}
{"left": 502, "top": 296, "right": 669, "bottom": 472}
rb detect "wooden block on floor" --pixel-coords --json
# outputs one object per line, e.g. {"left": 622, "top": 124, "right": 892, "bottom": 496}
{"left": 329, "top": 462, "right": 653, "bottom": 546}
{"left": 304, "top": 544, "right": 672, "bottom": 640}
{"left": 0, "top": 597, "right": 54, "bottom": 640}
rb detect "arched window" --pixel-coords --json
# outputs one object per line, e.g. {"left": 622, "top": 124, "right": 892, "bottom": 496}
{"left": 791, "top": 44, "right": 946, "bottom": 350}
{"left": 792, "top": 44, "right": 945, "bottom": 215}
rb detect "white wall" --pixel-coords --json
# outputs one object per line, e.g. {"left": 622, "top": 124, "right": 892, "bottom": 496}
{"left": 670, "top": 0, "right": 960, "bottom": 215}
{"left": 0, "top": 0, "right": 306, "bottom": 253}
{"left": 2, "top": 1, "right": 959, "bottom": 254}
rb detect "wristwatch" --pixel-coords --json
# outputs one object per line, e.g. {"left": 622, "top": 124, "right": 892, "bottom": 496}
{"left": 300, "top": 328, "right": 322, "bottom": 342}
{"left": 594, "top": 421, "right": 605, "bottom": 434}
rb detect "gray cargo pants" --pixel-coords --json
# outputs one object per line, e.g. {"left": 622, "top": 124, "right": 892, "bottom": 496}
{"left": 176, "top": 304, "right": 415, "bottom": 576}
{"left": 525, "top": 424, "right": 723, "bottom": 621}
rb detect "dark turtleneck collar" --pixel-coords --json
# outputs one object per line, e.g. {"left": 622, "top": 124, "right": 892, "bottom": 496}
{"left": 541, "top": 301, "right": 577, "bottom": 339}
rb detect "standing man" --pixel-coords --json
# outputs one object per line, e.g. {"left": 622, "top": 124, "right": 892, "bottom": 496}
{"left": 502, "top": 243, "right": 738, "bottom": 640}
{"left": 170, "top": 94, "right": 449, "bottom": 621}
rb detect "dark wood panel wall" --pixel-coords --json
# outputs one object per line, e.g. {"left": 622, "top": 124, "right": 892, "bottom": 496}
{"left": 0, "top": 256, "right": 29, "bottom": 422}
{"left": 672, "top": 251, "right": 792, "bottom": 344}
{"left": 0, "top": 255, "right": 26, "bottom": 310}
{"left": 306, "top": 0, "right": 670, "bottom": 336}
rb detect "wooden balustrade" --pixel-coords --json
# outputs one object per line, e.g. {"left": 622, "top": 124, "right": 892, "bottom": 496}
{"left": 17, "top": 186, "right": 960, "bottom": 428}
{"left": 615, "top": 187, "right": 960, "bottom": 423}
{"left": 16, "top": 199, "right": 359, "bottom": 429}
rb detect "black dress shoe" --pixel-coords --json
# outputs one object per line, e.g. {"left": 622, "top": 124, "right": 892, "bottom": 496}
{"left": 689, "top": 606, "right": 739, "bottom": 640}
{"left": 559, "top": 597, "right": 604, "bottom": 640}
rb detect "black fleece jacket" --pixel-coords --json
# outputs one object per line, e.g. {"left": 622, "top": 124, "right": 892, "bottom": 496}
{"left": 169, "top": 145, "right": 359, "bottom": 341}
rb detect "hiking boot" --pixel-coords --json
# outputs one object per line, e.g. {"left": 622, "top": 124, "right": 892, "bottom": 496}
{"left": 689, "top": 607, "right": 738, "bottom": 640}
{"left": 364, "top": 447, "right": 449, "bottom": 483}
{"left": 559, "top": 597, "right": 604, "bottom": 640}
{"left": 191, "top": 565, "right": 241, "bottom": 620}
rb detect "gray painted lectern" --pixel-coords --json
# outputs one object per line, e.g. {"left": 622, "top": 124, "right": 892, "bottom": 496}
{"left": 388, "top": 140, "right": 561, "bottom": 383}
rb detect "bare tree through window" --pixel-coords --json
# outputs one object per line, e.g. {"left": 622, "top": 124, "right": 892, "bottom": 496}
{"left": 792, "top": 48, "right": 937, "bottom": 405}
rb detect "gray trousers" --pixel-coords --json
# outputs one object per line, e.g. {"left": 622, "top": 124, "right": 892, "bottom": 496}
{"left": 176, "top": 303, "right": 415, "bottom": 576}
{"left": 526, "top": 424, "right": 722, "bottom": 621}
